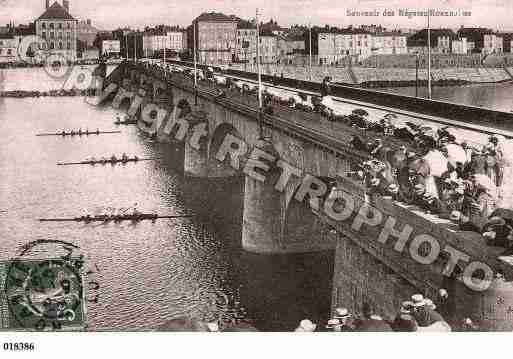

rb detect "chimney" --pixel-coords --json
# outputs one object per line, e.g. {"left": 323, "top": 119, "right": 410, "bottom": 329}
{"left": 63, "top": 0, "right": 69, "bottom": 12}
{"left": 45, "top": 0, "right": 49, "bottom": 9}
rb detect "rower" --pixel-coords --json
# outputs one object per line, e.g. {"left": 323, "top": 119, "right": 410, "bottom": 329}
{"left": 131, "top": 203, "right": 141, "bottom": 217}
{"left": 100, "top": 156, "right": 107, "bottom": 164}
{"left": 110, "top": 154, "right": 117, "bottom": 162}
{"left": 133, "top": 155, "right": 139, "bottom": 161}
{"left": 96, "top": 128, "right": 100, "bottom": 135}
{"left": 85, "top": 129, "right": 89, "bottom": 135}
{"left": 61, "top": 130, "right": 66, "bottom": 136}
{"left": 78, "top": 128, "right": 82, "bottom": 136}
{"left": 121, "top": 153, "right": 128, "bottom": 162}
{"left": 70, "top": 130, "right": 75, "bottom": 136}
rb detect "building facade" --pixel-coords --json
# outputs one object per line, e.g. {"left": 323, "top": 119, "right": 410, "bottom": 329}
{"left": 0, "top": 34, "right": 17, "bottom": 62}
{"left": 451, "top": 38, "right": 468, "bottom": 54}
{"left": 235, "top": 20, "right": 257, "bottom": 63}
{"left": 101, "top": 39, "right": 120, "bottom": 56}
{"left": 258, "top": 32, "right": 278, "bottom": 64}
{"left": 317, "top": 29, "right": 373, "bottom": 65}
{"left": 483, "top": 34, "right": 503, "bottom": 54}
{"left": 371, "top": 32, "right": 407, "bottom": 55}
{"left": 35, "top": 1, "right": 78, "bottom": 62}
{"left": 191, "top": 12, "right": 237, "bottom": 64}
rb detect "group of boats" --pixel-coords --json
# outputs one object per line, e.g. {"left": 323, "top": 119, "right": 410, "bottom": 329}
{"left": 38, "top": 117, "right": 186, "bottom": 224}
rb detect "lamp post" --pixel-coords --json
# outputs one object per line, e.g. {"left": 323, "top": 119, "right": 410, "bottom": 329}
{"left": 193, "top": 21, "right": 198, "bottom": 105}
{"left": 427, "top": 9, "right": 432, "bottom": 99}
{"left": 256, "top": 8, "right": 263, "bottom": 139}
{"left": 134, "top": 33, "right": 137, "bottom": 62}
{"left": 415, "top": 52, "right": 419, "bottom": 98}
{"left": 309, "top": 23, "right": 312, "bottom": 81}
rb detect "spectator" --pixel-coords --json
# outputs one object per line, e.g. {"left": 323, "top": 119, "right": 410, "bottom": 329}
{"left": 391, "top": 301, "right": 418, "bottom": 332}
{"left": 295, "top": 319, "right": 317, "bottom": 332}
{"left": 353, "top": 303, "right": 392, "bottom": 332}
{"left": 411, "top": 294, "right": 450, "bottom": 331}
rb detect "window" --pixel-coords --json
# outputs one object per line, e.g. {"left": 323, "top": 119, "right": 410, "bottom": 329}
{"left": 42, "top": 23, "right": 46, "bottom": 29}
{"left": 67, "top": 23, "right": 71, "bottom": 29}
{"left": 7, "top": 49, "right": 12, "bottom": 55}
{"left": 42, "top": 31, "right": 46, "bottom": 39}
{"left": 50, "top": 32, "right": 54, "bottom": 39}
{"left": 58, "top": 23, "right": 62, "bottom": 29}
{"left": 0, "top": 49, "right": 2, "bottom": 54}
{"left": 50, "top": 42, "right": 54, "bottom": 49}
{"left": 58, "top": 32, "right": 63, "bottom": 39}
{"left": 66, "top": 32, "right": 70, "bottom": 38}
{"left": 50, "top": 23, "right": 54, "bottom": 29}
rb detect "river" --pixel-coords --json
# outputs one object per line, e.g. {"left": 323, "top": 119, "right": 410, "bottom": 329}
{"left": 380, "top": 82, "right": 513, "bottom": 113}
{"left": 0, "top": 66, "right": 333, "bottom": 331}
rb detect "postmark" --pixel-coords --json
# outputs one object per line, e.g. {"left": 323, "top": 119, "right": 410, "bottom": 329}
{"left": 0, "top": 239, "right": 100, "bottom": 331}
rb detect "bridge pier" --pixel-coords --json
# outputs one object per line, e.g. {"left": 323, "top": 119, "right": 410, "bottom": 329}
{"left": 242, "top": 139, "right": 335, "bottom": 254}
{"left": 183, "top": 110, "right": 240, "bottom": 178}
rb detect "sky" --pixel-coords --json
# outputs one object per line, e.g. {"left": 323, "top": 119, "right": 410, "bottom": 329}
{"left": 1, "top": 0, "right": 513, "bottom": 31}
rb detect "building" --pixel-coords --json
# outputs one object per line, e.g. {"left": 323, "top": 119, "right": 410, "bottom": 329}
{"left": 317, "top": 27, "right": 373, "bottom": 65}
{"left": 142, "top": 32, "right": 168, "bottom": 57}
{"left": 407, "top": 28, "right": 457, "bottom": 54}
{"left": 457, "top": 27, "right": 494, "bottom": 53}
{"left": 189, "top": 12, "right": 238, "bottom": 64}
{"left": 167, "top": 30, "right": 186, "bottom": 52}
{"left": 101, "top": 39, "right": 120, "bottom": 57}
{"left": 258, "top": 30, "right": 277, "bottom": 63}
{"left": 235, "top": 19, "right": 257, "bottom": 63}
{"left": 371, "top": 32, "right": 407, "bottom": 55}
{"left": 0, "top": 34, "right": 17, "bottom": 62}
{"left": 277, "top": 32, "right": 306, "bottom": 64}
{"left": 451, "top": 37, "right": 468, "bottom": 54}
{"left": 483, "top": 33, "right": 503, "bottom": 54}
{"left": 77, "top": 19, "right": 99, "bottom": 47}
{"left": 35, "top": 1, "right": 78, "bottom": 62}
{"left": 260, "top": 19, "right": 287, "bottom": 36}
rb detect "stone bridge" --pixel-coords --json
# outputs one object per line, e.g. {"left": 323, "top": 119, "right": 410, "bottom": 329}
{"left": 97, "top": 61, "right": 513, "bottom": 330}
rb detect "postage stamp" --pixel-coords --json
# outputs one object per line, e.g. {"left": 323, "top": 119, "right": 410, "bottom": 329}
{"left": 0, "top": 240, "right": 92, "bottom": 331}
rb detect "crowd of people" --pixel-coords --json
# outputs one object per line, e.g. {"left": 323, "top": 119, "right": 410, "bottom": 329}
{"left": 296, "top": 290, "right": 479, "bottom": 332}
{"left": 143, "top": 63, "right": 513, "bottom": 251}
{"left": 347, "top": 118, "right": 513, "bottom": 252}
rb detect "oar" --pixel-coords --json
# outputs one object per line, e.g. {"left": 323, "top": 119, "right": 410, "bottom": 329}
{"left": 36, "top": 131, "right": 121, "bottom": 136}
{"left": 56, "top": 158, "right": 161, "bottom": 166}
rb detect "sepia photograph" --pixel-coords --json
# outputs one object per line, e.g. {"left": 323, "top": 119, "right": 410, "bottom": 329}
{"left": 1, "top": 0, "right": 513, "bottom": 355}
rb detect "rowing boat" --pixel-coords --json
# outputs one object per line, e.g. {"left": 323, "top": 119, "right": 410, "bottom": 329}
{"left": 37, "top": 130, "right": 121, "bottom": 136}
{"left": 39, "top": 214, "right": 192, "bottom": 222}
{"left": 57, "top": 157, "right": 160, "bottom": 166}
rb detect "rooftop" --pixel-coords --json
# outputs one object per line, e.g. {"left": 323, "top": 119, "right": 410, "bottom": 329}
{"left": 194, "top": 12, "right": 238, "bottom": 23}
{"left": 36, "top": 2, "right": 75, "bottom": 21}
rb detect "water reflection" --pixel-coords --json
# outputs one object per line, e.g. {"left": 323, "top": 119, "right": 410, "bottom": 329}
{"left": 0, "top": 75, "right": 333, "bottom": 330}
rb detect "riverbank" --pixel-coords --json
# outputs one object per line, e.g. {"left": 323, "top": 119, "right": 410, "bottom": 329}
{"left": 0, "top": 89, "right": 95, "bottom": 98}
{"left": 229, "top": 64, "right": 513, "bottom": 88}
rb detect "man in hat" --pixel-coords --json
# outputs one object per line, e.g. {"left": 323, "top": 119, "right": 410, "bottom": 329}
{"left": 353, "top": 303, "right": 392, "bottom": 332}
{"left": 411, "top": 294, "right": 448, "bottom": 328}
{"left": 295, "top": 319, "right": 317, "bottom": 332}
{"left": 330, "top": 307, "right": 354, "bottom": 331}
{"left": 391, "top": 301, "right": 418, "bottom": 332}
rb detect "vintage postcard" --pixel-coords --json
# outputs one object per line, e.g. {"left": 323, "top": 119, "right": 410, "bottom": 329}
{"left": 1, "top": 0, "right": 513, "bottom": 355}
